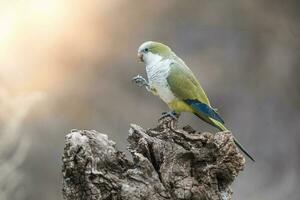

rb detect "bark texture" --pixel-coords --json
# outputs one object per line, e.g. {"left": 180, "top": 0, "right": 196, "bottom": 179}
{"left": 62, "top": 117, "right": 245, "bottom": 200}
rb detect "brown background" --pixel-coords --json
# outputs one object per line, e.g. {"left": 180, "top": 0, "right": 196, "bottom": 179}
{"left": 0, "top": 0, "right": 299, "bottom": 199}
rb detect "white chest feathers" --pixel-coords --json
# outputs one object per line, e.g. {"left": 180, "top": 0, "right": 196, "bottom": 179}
{"left": 146, "top": 59, "right": 176, "bottom": 103}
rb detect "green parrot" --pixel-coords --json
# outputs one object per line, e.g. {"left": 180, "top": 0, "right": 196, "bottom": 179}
{"left": 133, "top": 41, "right": 255, "bottom": 162}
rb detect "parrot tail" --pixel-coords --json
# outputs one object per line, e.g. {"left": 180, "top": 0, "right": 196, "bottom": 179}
{"left": 233, "top": 138, "right": 255, "bottom": 162}
{"left": 215, "top": 121, "right": 255, "bottom": 162}
{"left": 194, "top": 114, "right": 255, "bottom": 162}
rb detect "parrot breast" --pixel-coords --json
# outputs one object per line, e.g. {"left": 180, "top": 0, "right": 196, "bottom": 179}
{"left": 146, "top": 59, "right": 176, "bottom": 103}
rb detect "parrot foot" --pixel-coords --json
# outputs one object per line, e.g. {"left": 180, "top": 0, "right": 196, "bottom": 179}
{"left": 160, "top": 111, "right": 180, "bottom": 120}
{"left": 132, "top": 75, "right": 149, "bottom": 87}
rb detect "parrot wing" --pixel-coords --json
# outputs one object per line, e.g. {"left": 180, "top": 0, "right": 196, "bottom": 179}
{"left": 184, "top": 99, "right": 225, "bottom": 124}
{"left": 167, "top": 62, "right": 225, "bottom": 124}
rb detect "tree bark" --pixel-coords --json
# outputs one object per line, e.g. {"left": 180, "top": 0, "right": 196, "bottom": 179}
{"left": 62, "top": 116, "right": 245, "bottom": 200}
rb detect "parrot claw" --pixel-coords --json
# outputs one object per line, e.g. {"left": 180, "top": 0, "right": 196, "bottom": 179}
{"left": 132, "top": 75, "right": 149, "bottom": 87}
{"left": 160, "top": 111, "right": 180, "bottom": 120}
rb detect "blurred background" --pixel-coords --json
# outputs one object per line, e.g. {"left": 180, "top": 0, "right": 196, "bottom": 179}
{"left": 0, "top": 0, "right": 299, "bottom": 199}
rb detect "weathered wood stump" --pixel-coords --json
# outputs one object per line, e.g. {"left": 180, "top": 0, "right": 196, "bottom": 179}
{"left": 62, "top": 117, "right": 245, "bottom": 200}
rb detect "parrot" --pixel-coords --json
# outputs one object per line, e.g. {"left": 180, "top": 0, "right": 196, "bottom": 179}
{"left": 132, "top": 41, "right": 255, "bottom": 162}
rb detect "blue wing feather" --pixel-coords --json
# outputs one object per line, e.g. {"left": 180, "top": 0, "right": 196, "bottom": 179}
{"left": 184, "top": 99, "right": 225, "bottom": 124}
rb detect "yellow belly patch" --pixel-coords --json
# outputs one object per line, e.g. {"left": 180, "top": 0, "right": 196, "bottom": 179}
{"left": 167, "top": 99, "right": 194, "bottom": 113}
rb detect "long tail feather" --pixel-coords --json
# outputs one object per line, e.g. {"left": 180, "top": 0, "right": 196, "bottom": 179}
{"left": 217, "top": 122, "right": 255, "bottom": 162}
{"left": 193, "top": 114, "right": 255, "bottom": 162}
{"left": 234, "top": 138, "right": 255, "bottom": 162}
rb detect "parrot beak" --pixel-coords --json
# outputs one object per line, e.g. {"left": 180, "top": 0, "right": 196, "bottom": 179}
{"left": 138, "top": 53, "right": 144, "bottom": 62}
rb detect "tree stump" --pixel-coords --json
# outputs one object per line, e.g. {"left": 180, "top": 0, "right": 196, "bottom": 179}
{"left": 62, "top": 117, "right": 245, "bottom": 200}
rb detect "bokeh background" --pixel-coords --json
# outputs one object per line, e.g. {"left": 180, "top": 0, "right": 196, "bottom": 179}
{"left": 0, "top": 0, "right": 299, "bottom": 199}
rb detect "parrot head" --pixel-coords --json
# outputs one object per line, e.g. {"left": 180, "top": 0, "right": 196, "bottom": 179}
{"left": 138, "top": 41, "right": 172, "bottom": 65}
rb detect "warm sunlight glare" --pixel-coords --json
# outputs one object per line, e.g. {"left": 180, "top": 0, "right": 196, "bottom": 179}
{"left": 0, "top": 0, "right": 107, "bottom": 93}
{"left": 0, "top": 11, "right": 15, "bottom": 47}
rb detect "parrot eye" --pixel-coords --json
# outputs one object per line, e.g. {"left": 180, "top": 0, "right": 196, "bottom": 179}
{"left": 144, "top": 48, "right": 149, "bottom": 53}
